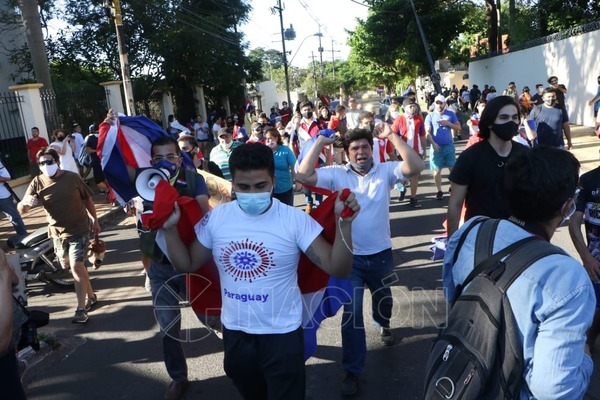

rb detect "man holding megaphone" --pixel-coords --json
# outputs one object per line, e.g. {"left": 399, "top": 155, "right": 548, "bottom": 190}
{"left": 137, "top": 136, "right": 210, "bottom": 400}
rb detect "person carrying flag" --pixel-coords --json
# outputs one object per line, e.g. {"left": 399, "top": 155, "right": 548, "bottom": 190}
{"left": 295, "top": 127, "right": 424, "bottom": 396}
{"left": 162, "top": 143, "right": 360, "bottom": 400}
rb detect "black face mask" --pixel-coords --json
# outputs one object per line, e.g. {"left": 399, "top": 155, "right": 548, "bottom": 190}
{"left": 491, "top": 121, "right": 518, "bottom": 141}
{"left": 57, "top": 135, "right": 65, "bottom": 141}
{"left": 302, "top": 111, "right": 313, "bottom": 119}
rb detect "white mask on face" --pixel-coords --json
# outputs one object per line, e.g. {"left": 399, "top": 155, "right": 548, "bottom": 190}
{"left": 223, "top": 141, "right": 233, "bottom": 149}
{"left": 40, "top": 163, "right": 59, "bottom": 177}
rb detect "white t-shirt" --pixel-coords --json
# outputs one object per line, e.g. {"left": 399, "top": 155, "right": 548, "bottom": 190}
{"left": 51, "top": 140, "right": 79, "bottom": 174}
{"left": 193, "top": 121, "right": 209, "bottom": 141}
{"left": 0, "top": 161, "right": 12, "bottom": 199}
{"left": 72, "top": 132, "right": 85, "bottom": 159}
{"left": 196, "top": 199, "right": 322, "bottom": 334}
{"left": 316, "top": 162, "right": 406, "bottom": 255}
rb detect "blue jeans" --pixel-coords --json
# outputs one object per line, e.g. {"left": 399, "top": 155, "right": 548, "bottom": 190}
{"left": 0, "top": 196, "right": 27, "bottom": 236}
{"left": 342, "top": 248, "right": 394, "bottom": 375}
{"left": 148, "top": 260, "right": 188, "bottom": 383}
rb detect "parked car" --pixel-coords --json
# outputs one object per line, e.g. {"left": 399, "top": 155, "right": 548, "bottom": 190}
{"left": 378, "top": 96, "right": 404, "bottom": 118}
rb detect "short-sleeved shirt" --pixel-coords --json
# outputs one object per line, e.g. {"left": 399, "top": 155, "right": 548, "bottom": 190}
{"left": 26, "top": 137, "right": 49, "bottom": 163}
{"left": 576, "top": 167, "right": 600, "bottom": 255}
{"left": 25, "top": 171, "right": 94, "bottom": 239}
{"left": 209, "top": 142, "right": 241, "bottom": 182}
{"left": 0, "top": 161, "right": 12, "bottom": 199}
{"left": 316, "top": 162, "right": 406, "bottom": 255}
{"left": 531, "top": 105, "right": 569, "bottom": 147}
{"left": 594, "top": 86, "right": 600, "bottom": 112}
{"left": 449, "top": 140, "right": 529, "bottom": 221}
{"left": 425, "top": 109, "right": 459, "bottom": 145}
{"left": 196, "top": 199, "right": 322, "bottom": 334}
{"left": 272, "top": 145, "right": 296, "bottom": 194}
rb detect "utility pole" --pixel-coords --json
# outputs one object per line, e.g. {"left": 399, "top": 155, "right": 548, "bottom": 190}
{"left": 317, "top": 28, "right": 324, "bottom": 78}
{"left": 274, "top": 0, "right": 292, "bottom": 106}
{"left": 105, "top": 0, "right": 135, "bottom": 115}
{"left": 408, "top": 0, "right": 441, "bottom": 94}
{"left": 330, "top": 40, "right": 341, "bottom": 81}
{"left": 310, "top": 52, "right": 318, "bottom": 99}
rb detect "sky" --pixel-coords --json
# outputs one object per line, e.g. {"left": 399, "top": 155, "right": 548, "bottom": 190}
{"left": 240, "top": 0, "right": 370, "bottom": 68}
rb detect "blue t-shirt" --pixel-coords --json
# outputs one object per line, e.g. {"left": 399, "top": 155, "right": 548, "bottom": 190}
{"left": 531, "top": 105, "right": 569, "bottom": 147}
{"left": 594, "top": 86, "right": 600, "bottom": 112}
{"left": 174, "top": 169, "right": 209, "bottom": 197}
{"left": 273, "top": 145, "right": 296, "bottom": 194}
{"left": 425, "top": 109, "right": 458, "bottom": 145}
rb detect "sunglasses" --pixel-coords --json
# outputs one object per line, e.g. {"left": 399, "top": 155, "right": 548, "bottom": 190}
{"left": 37, "top": 159, "right": 55, "bottom": 166}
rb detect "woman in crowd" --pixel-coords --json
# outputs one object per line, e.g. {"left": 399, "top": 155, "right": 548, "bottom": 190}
{"left": 50, "top": 129, "right": 78, "bottom": 174}
{"left": 265, "top": 128, "right": 296, "bottom": 206}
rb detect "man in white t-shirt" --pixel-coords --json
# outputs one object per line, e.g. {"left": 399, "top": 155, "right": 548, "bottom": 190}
{"left": 162, "top": 143, "right": 360, "bottom": 400}
{"left": 296, "top": 128, "right": 424, "bottom": 396}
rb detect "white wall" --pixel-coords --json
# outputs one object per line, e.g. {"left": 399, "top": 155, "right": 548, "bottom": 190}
{"left": 469, "top": 29, "right": 600, "bottom": 127}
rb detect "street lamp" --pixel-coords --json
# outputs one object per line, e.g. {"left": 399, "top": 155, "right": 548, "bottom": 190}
{"left": 288, "top": 32, "right": 322, "bottom": 66}
{"left": 273, "top": 0, "right": 294, "bottom": 106}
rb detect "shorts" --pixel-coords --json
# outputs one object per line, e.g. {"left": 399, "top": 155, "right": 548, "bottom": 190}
{"left": 53, "top": 234, "right": 89, "bottom": 268}
{"left": 594, "top": 282, "right": 600, "bottom": 308}
{"left": 430, "top": 144, "right": 456, "bottom": 170}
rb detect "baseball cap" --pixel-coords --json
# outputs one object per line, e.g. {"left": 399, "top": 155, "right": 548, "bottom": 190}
{"left": 218, "top": 127, "right": 232, "bottom": 137}
{"left": 403, "top": 97, "right": 416, "bottom": 106}
{"left": 251, "top": 122, "right": 262, "bottom": 131}
{"left": 88, "top": 124, "right": 96, "bottom": 133}
{"left": 434, "top": 94, "right": 446, "bottom": 104}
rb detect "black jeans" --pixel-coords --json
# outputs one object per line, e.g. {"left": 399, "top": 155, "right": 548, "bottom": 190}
{"left": 0, "top": 351, "right": 26, "bottom": 400}
{"left": 273, "top": 188, "right": 294, "bottom": 207}
{"left": 223, "top": 326, "right": 305, "bottom": 400}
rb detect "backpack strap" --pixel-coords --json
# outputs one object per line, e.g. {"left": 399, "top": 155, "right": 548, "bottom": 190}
{"left": 495, "top": 239, "right": 566, "bottom": 293}
{"left": 451, "top": 235, "right": 537, "bottom": 305}
{"left": 473, "top": 218, "right": 501, "bottom": 267}
{"left": 451, "top": 216, "right": 488, "bottom": 265}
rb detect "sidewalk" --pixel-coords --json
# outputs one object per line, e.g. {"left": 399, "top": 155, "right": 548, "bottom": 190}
{"left": 0, "top": 180, "right": 123, "bottom": 249}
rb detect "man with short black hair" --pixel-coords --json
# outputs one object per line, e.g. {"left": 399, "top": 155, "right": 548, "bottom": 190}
{"left": 26, "top": 126, "right": 48, "bottom": 177}
{"left": 279, "top": 100, "right": 293, "bottom": 126}
{"left": 547, "top": 75, "right": 568, "bottom": 110}
{"left": 530, "top": 87, "right": 571, "bottom": 149}
{"left": 588, "top": 75, "right": 600, "bottom": 120}
{"left": 18, "top": 147, "right": 99, "bottom": 324}
{"left": 296, "top": 127, "right": 424, "bottom": 396}
{"left": 444, "top": 146, "right": 594, "bottom": 399}
{"left": 163, "top": 142, "right": 360, "bottom": 400}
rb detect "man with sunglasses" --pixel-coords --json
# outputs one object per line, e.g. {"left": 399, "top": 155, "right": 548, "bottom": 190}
{"left": 547, "top": 75, "right": 568, "bottom": 111}
{"left": 17, "top": 148, "right": 100, "bottom": 324}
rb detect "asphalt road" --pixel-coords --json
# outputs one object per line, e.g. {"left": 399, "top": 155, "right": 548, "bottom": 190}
{"left": 20, "top": 131, "right": 600, "bottom": 399}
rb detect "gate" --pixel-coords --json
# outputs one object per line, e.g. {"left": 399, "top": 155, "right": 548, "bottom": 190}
{"left": 41, "top": 85, "right": 109, "bottom": 136}
{"left": 0, "top": 92, "right": 28, "bottom": 178}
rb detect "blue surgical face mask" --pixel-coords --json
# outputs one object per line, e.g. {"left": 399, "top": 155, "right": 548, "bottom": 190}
{"left": 236, "top": 191, "right": 272, "bottom": 215}
{"left": 153, "top": 159, "right": 178, "bottom": 178}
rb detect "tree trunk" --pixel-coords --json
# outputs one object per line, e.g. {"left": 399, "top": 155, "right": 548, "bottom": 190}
{"left": 18, "top": 0, "right": 52, "bottom": 89}
{"left": 486, "top": 0, "right": 498, "bottom": 53}
{"left": 508, "top": 0, "right": 516, "bottom": 45}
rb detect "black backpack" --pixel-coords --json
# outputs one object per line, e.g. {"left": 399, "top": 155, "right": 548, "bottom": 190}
{"left": 423, "top": 218, "right": 565, "bottom": 400}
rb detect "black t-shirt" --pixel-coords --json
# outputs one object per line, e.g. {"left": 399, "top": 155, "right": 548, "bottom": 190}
{"left": 576, "top": 167, "right": 600, "bottom": 256}
{"left": 449, "top": 140, "right": 529, "bottom": 221}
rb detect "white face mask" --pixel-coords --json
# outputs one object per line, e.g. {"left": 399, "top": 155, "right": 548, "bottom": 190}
{"left": 222, "top": 140, "right": 233, "bottom": 149}
{"left": 40, "top": 163, "right": 59, "bottom": 177}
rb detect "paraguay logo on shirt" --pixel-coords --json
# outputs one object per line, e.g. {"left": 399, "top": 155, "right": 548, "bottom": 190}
{"left": 219, "top": 239, "right": 275, "bottom": 282}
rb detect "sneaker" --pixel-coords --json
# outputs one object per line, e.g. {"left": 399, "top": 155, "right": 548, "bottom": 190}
{"left": 380, "top": 327, "right": 394, "bottom": 346}
{"left": 72, "top": 308, "right": 88, "bottom": 324}
{"left": 398, "top": 188, "right": 406, "bottom": 202}
{"left": 84, "top": 294, "right": 98, "bottom": 312}
{"left": 436, "top": 191, "right": 443, "bottom": 200}
{"left": 165, "top": 379, "right": 189, "bottom": 400}
{"left": 409, "top": 197, "right": 421, "bottom": 208}
{"left": 144, "top": 275, "right": 152, "bottom": 292}
{"left": 341, "top": 372, "right": 359, "bottom": 396}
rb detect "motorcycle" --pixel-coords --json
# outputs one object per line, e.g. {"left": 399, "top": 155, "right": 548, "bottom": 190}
{"left": 7, "top": 226, "right": 74, "bottom": 289}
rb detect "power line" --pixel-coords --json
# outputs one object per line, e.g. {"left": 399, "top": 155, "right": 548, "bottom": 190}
{"left": 349, "top": 0, "right": 370, "bottom": 8}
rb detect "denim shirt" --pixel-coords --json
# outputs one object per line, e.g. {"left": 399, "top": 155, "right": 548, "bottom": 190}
{"left": 443, "top": 218, "right": 595, "bottom": 399}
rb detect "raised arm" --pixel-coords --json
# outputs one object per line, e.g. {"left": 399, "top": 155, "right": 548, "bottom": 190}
{"left": 381, "top": 124, "right": 424, "bottom": 178}
{"left": 295, "top": 135, "right": 335, "bottom": 187}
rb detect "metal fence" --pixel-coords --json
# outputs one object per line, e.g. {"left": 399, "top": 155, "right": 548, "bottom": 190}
{"left": 41, "top": 86, "right": 109, "bottom": 136}
{"left": 0, "top": 92, "right": 28, "bottom": 178}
